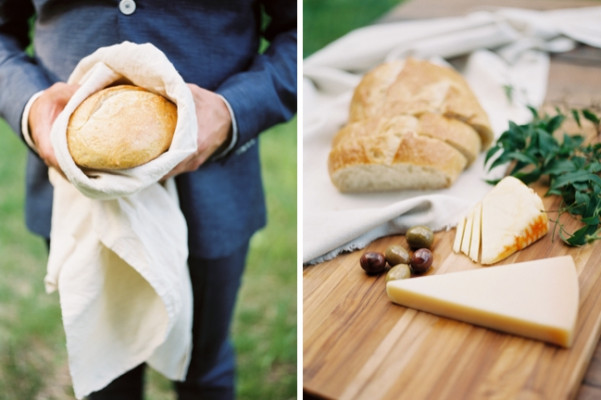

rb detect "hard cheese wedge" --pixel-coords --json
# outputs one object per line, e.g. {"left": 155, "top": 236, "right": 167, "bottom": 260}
{"left": 386, "top": 256, "right": 579, "bottom": 347}
{"left": 453, "top": 176, "right": 548, "bottom": 264}
{"left": 481, "top": 176, "right": 548, "bottom": 264}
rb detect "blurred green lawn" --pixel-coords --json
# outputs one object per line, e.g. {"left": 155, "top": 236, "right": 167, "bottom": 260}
{"left": 0, "top": 115, "right": 297, "bottom": 399}
{"left": 304, "top": 0, "right": 406, "bottom": 57}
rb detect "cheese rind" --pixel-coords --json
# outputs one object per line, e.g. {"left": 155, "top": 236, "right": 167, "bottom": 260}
{"left": 386, "top": 256, "right": 579, "bottom": 347}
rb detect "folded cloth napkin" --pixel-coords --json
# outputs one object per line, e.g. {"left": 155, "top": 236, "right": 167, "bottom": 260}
{"left": 44, "top": 41, "right": 198, "bottom": 398}
{"left": 303, "top": 6, "right": 601, "bottom": 264}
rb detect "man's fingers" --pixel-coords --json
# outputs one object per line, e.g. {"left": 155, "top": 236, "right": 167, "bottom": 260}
{"left": 28, "top": 82, "right": 79, "bottom": 172}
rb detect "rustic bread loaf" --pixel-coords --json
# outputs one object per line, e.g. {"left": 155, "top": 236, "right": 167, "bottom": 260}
{"left": 329, "top": 117, "right": 468, "bottom": 191}
{"left": 67, "top": 85, "right": 177, "bottom": 170}
{"left": 329, "top": 58, "right": 493, "bottom": 192}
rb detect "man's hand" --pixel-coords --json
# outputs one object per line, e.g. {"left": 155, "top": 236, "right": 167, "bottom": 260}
{"left": 28, "top": 82, "right": 79, "bottom": 171}
{"left": 162, "top": 83, "right": 232, "bottom": 181}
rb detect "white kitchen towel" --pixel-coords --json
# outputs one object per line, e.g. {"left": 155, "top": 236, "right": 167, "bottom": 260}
{"left": 303, "top": 6, "right": 601, "bottom": 264}
{"left": 45, "top": 41, "right": 198, "bottom": 398}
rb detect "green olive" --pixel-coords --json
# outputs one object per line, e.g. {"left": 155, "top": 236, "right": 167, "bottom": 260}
{"left": 386, "top": 264, "right": 411, "bottom": 282}
{"left": 406, "top": 225, "right": 434, "bottom": 250}
{"left": 385, "top": 244, "right": 411, "bottom": 266}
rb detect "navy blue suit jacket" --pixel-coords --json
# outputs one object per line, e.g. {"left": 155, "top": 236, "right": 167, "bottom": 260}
{"left": 0, "top": 0, "right": 297, "bottom": 258}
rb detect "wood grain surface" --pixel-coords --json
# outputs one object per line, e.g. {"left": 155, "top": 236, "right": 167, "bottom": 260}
{"left": 303, "top": 1, "right": 601, "bottom": 399}
{"left": 304, "top": 181, "right": 601, "bottom": 399}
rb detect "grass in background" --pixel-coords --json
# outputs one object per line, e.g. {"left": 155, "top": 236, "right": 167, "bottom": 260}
{"left": 303, "top": 0, "right": 406, "bottom": 57}
{"left": 234, "top": 117, "right": 297, "bottom": 399}
{"left": 0, "top": 114, "right": 297, "bottom": 399}
{"left": 0, "top": 119, "right": 69, "bottom": 399}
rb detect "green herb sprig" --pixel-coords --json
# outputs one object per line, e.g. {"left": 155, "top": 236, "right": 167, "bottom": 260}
{"left": 485, "top": 106, "right": 601, "bottom": 246}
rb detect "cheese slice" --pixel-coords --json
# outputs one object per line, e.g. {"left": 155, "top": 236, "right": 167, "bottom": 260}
{"left": 386, "top": 256, "right": 579, "bottom": 347}
{"left": 452, "top": 215, "right": 466, "bottom": 253}
{"left": 481, "top": 176, "right": 548, "bottom": 264}
{"left": 468, "top": 202, "right": 482, "bottom": 262}
{"left": 460, "top": 209, "right": 473, "bottom": 255}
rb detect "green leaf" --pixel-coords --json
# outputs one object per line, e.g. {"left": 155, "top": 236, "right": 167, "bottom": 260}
{"left": 583, "top": 109, "right": 600, "bottom": 125}
{"left": 572, "top": 109, "right": 582, "bottom": 127}
{"left": 551, "top": 171, "right": 601, "bottom": 190}
{"left": 560, "top": 134, "right": 585, "bottom": 155}
{"left": 488, "top": 151, "right": 516, "bottom": 170}
{"left": 484, "top": 146, "right": 501, "bottom": 166}
{"left": 587, "top": 161, "right": 601, "bottom": 174}
{"left": 503, "top": 84, "right": 514, "bottom": 103}
{"left": 485, "top": 178, "right": 502, "bottom": 186}
{"left": 536, "top": 129, "right": 560, "bottom": 156}
{"left": 544, "top": 159, "right": 576, "bottom": 175}
{"left": 512, "top": 168, "right": 542, "bottom": 184}
{"left": 527, "top": 105, "right": 539, "bottom": 119}
{"left": 506, "top": 151, "right": 538, "bottom": 165}
{"left": 582, "top": 215, "right": 600, "bottom": 226}
{"left": 565, "top": 224, "right": 601, "bottom": 246}
{"left": 564, "top": 226, "right": 588, "bottom": 246}
{"left": 573, "top": 182, "right": 591, "bottom": 192}
{"left": 545, "top": 114, "right": 565, "bottom": 133}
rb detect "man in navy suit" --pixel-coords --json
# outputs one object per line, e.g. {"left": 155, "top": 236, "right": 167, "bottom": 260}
{"left": 0, "top": 1, "right": 297, "bottom": 399}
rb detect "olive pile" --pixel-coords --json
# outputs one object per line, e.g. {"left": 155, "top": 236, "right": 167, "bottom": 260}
{"left": 359, "top": 225, "right": 435, "bottom": 280}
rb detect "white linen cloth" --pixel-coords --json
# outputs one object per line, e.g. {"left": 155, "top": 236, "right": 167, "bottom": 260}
{"left": 44, "top": 41, "right": 198, "bottom": 398}
{"left": 303, "top": 6, "right": 601, "bottom": 264}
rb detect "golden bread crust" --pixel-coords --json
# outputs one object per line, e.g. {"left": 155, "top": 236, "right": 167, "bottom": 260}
{"left": 328, "top": 58, "right": 493, "bottom": 192}
{"left": 328, "top": 118, "right": 467, "bottom": 192}
{"left": 67, "top": 85, "right": 177, "bottom": 170}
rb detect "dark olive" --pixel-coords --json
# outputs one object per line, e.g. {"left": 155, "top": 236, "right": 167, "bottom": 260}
{"left": 385, "top": 244, "right": 411, "bottom": 266}
{"left": 360, "top": 251, "right": 387, "bottom": 275}
{"left": 410, "top": 248, "right": 433, "bottom": 274}
{"left": 386, "top": 263, "right": 411, "bottom": 282}
{"left": 406, "top": 225, "right": 434, "bottom": 250}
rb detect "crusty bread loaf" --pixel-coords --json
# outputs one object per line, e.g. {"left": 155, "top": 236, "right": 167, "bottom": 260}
{"left": 329, "top": 58, "right": 493, "bottom": 192}
{"left": 417, "top": 113, "right": 481, "bottom": 164}
{"left": 348, "top": 58, "right": 493, "bottom": 148}
{"left": 67, "top": 85, "right": 177, "bottom": 170}
{"left": 329, "top": 118, "right": 467, "bottom": 192}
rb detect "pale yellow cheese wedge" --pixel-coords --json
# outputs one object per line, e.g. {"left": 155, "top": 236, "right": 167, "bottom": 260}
{"left": 386, "top": 256, "right": 579, "bottom": 347}
{"left": 468, "top": 202, "right": 482, "bottom": 262}
{"left": 452, "top": 176, "right": 548, "bottom": 264}
{"left": 480, "top": 176, "right": 548, "bottom": 264}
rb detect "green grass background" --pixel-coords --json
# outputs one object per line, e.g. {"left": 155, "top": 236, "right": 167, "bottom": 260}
{"left": 304, "top": 0, "right": 406, "bottom": 57}
{"left": 0, "top": 113, "right": 297, "bottom": 399}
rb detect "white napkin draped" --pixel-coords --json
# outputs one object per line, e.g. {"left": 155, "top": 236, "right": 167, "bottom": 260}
{"left": 303, "top": 6, "right": 601, "bottom": 264}
{"left": 44, "top": 41, "right": 198, "bottom": 398}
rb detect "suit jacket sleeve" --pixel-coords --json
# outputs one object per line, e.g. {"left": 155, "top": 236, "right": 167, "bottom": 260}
{"left": 215, "top": 0, "right": 297, "bottom": 154}
{"left": 0, "top": 0, "right": 53, "bottom": 138}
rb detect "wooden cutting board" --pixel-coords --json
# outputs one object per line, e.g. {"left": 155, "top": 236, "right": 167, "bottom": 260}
{"left": 304, "top": 117, "right": 601, "bottom": 399}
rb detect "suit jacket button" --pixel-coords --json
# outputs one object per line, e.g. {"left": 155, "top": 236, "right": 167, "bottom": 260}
{"left": 119, "top": 0, "right": 136, "bottom": 15}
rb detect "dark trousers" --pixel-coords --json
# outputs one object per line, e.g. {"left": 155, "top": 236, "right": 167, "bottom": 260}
{"left": 87, "top": 241, "right": 249, "bottom": 400}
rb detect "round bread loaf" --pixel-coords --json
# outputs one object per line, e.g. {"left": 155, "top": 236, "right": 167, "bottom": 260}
{"left": 67, "top": 85, "right": 177, "bottom": 170}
